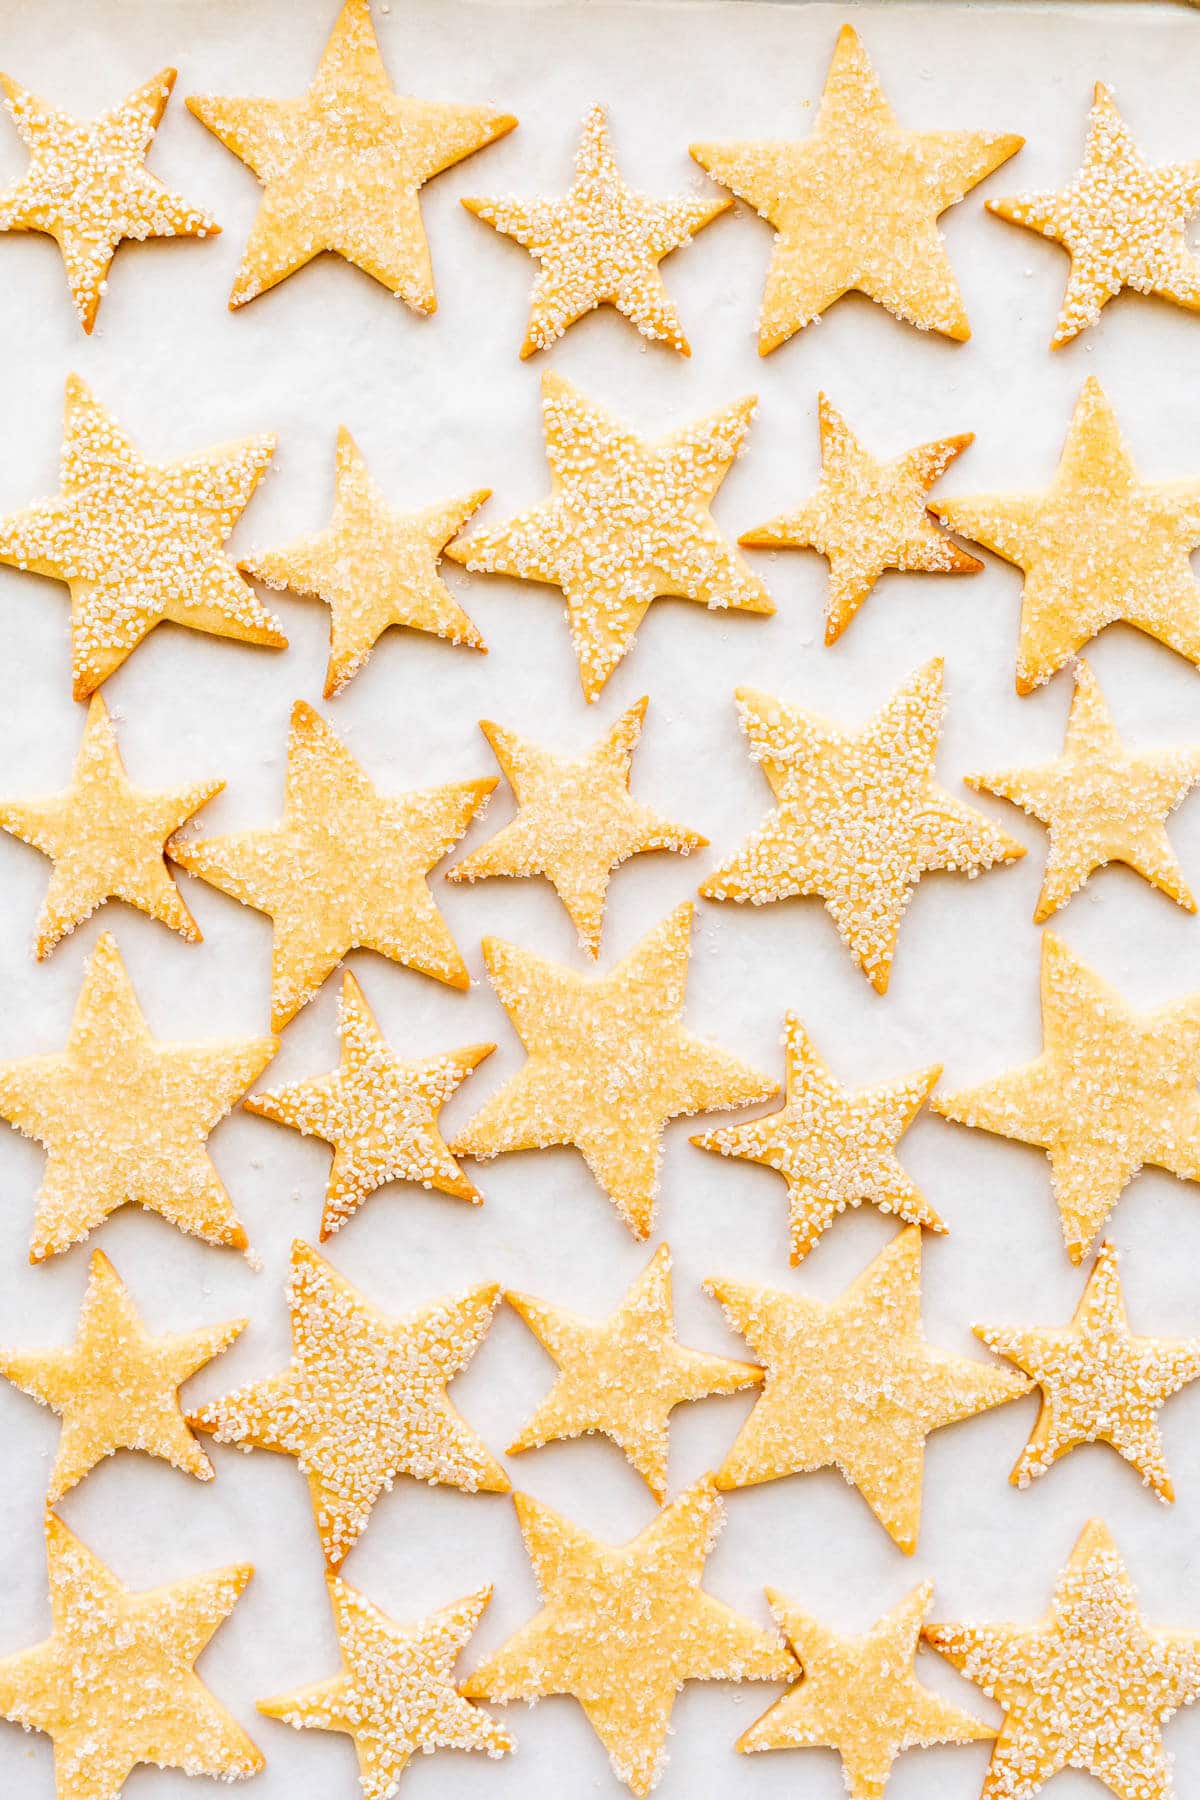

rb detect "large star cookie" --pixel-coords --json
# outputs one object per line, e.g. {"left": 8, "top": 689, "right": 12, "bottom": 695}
{"left": 707, "top": 1227, "right": 1029, "bottom": 1553}
{"left": 451, "top": 902, "right": 776, "bottom": 1238}
{"left": 701, "top": 661, "right": 1023, "bottom": 994}
{"left": 0, "top": 931, "right": 275, "bottom": 1263}
{"left": 172, "top": 699, "right": 493, "bottom": 1030}
{"left": 934, "top": 931, "right": 1200, "bottom": 1263}
{"left": 690, "top": 24, "right": 1021, "bottom": 352}
{"left": 188, "top": 0, "right": 516, "bottom": 311}
{"left": 444, "top": 372, "right": 773, "bottom": 702}
{"left": 0, "top": 374, "right": 281, "bottom": 699}
{"left": 445, "top": 697, "right": 706, "bottom": 956}
{"left": 190, "top": 1240, "right": 508, "bottom": 1567}
{"left": 463, "top": 1475, "right": 796, "bottom": 1796}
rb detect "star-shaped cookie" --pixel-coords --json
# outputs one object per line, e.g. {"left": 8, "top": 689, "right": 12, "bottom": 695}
{"left": 188, "top": 0, "right": 516, "bottom": 312}
{"left": 932, "top": 378, "right": 1200, "bottom": 693}
{"left": 444, "top": 372, "right": 774, "bottom": 702}
{"left": 0, "top": 1512, "right": 262, "bottom": 1798}
{"left": 934, "top": 931, "right": 1200, "bottom": 1263}
{"left": 506, "top": 1243, "right": 760, "bottom": 1501}
{"left": 451, "top": 902, "right": 776, "bottom": 1238}
{"left": 740, "top": 394, "right": 980, "bottom": 644}
{"left": 260, "top": 1576, "right": 512, "bottom": 1796}
{"left": 463, "top": 100, "right": 727, "bottom": 356}
{"left": 190, "top": 1240, "right": 508, "bottom": 1567}
{"left": 690, "top": 24, "right": 1021, "bottom": 352}
{"left": 445, "top": 697, "right": 706, "bottom": 956}
{"left": 0, "top": 931, "right": 275, "bottom": 1263}
{"left": 738, "top": 1581, "right": 992, "bottom": 1799}
{"left": 693, "top": 1013, "right": 944, "bottom": 1265}
{"left": 0, "top": 66, "right": 218, "bottom": 333}
{"left": 701, "top": 661, "right": 1023, "bottom": 994}
{"left": 463, "top": 1475, "right": 796, "bottom": 1796}
{"left": 245, "top": 970, "right": 493, "bottom": 1240}
{"left": 926, "top": 1519, "right": 1200, "bottom": 1800}
{"left": 172, "top": 699, "right": 494, "bottom": 1030}
{"left": 0, "top": 1249, "right": 245, "bottom": 1503}
{"left": 0, "top": 693, "right": 222, "bottom": 959}
{"left": 707, "top": 1227, "right": 1029, "bottom": 1553}
{"left": 0, "top": 374, "right": 282, "bottom": 699}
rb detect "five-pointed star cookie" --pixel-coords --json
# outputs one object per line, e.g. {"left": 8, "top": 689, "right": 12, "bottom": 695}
{"left": 968, "top": 658, "right": 1200, "bottom": 921}
{"left": 0, "top": 1249, "right": 245, "bottom": 1504}
{"left": 0, "top": 693, "right": 222, "bottom": 959}
{"left": 934, "top": 931, "right": 1200, "bottom": 1263}
{"left": 463, "top": 100, "right": 727, "bottom": 356}
{"left": 240, "top": 426, "right": 488, "bottom": 696}
{"left": 190, "top": 1240, "right": 508, "bottom": 1567}
{"left": 259, "top": 1576, "right": 512, "bottom": 1796}
{"left": 0, "top": 931, "right": 275, "bottom": 1263}
{"left": 462, "top": 1475, "right": 796, "bottom": 1796}
{"left": 926, "top": 1519, "right": 1200, "bottom": 1800}
{"left": 740, "top": 394, "right": 980, "bottom": 644}
{"left": 933, "top": 378, "right": 1200, "bottom": 693}
{"left": 690, "top": 24, "right": 1021, "bottom": 352}
{"left": 700, "top": 661, "right": 1023, "bottom": 994}
{"left": 505, "top": 1243, "right": 760, "bottom": 1501}
{"left": 707, "top": 1227, "right": 1029, "bottom": 1553}
{"left": 692, "top": 1013, "right": 945, "bottom": 1265}
{"left": 0, "top": 1511, "right": 262, "bottom": 1799}
{"left": 444, "top": 372, "right": 774, "bottom": 702}
{"left": 990, "top": 82, "right": 1200, "bottom": 348}
{"left": 172, "top": 700, "right": 494, "bottom": 1031}
{"left": 445, "top": 697, "right": 706, "bottom": 956}
{"left": 0, "top": 66, "right": 218, "bottom": 333}
{"left": 738, "top": 1581, "right": 992, "bottom": 1799}
{"left": 187, "top": 0, "right": 516, "bottom": 312}
{"left": 245, "top": 969, "right": 493, "bottom": 1240}
{"left": 0, "top": 374, "right": 282, "bottom": 699}
{"left": 451, "top": 902, "right": 776, "bottom": 1238}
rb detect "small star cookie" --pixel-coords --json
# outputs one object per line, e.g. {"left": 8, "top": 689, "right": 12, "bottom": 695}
{"left": 445, "top": 697, "right": 706, "bottom": 956}
{"left": 451, "top": 902, "right": 777, "bottom": 1239}
{"left": 444, "top": 372, "right": 774, "bottom": 702}
{"left": 701, "top": 661, "right": 1023, "bottom": 994}
{"left": 462, "top": 1475, "right": 797, "bottom": 1797}
{"left": 0, "top": 931, "right": 275, "bottom": 1263}
{"left": 690, "top": 24, "right": 1021, "bottom": 352}
{"left": 707, "top": 1227, "right": 1029, "bottom": 1553}
{"left": 187, "top": 0, "right": 516, "bottom": 312}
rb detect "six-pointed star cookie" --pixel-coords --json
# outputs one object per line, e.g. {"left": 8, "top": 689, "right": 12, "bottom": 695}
{"left": 445, "top": 697, "right": 706, "bottom": 956}
{"left": 926, "top": 1520, "right": 1200, "bottom": 1800}
{"left": 444, "top": 372, "right": 774, "bottom": 702}
{"left": 463, "top": 100, "right": 727, "bottom": 356}
{"left": 690, "top": 24, "right": 1021, "bottom": 352}
{"left": 0, "top": 1249, "right": 245, "bottom": 1503}
{"left": 934, "top": 931, "right": 1200, "bottom": 1263}
{"left": 693, "top": 1013, "right": 945, "bottom": 1265}
{"left": 0, "top": 374, "right": 282, "bottom": 699}
{"left": 506, "top": 1243, "right": 760, "bottom": 1501}
{"left": 740, "top": 394, "right": 980, "bottom": 644}
{"left": 933, "top": 378, "right": 1200, "bottom": 693}
{"left": 172, "top": 699, "right": 494, "bottom": 1030}
{"left": 187, "top": 0, "right": 516, "bottom": 311}
{"left": 701, "top": 661, "right": 1023, "bottom": 993}
{"left": 707, "top": 1227, "right": 1029, "bottom": 1553}
{"left": 0, "top": 931, "right": 275, "bottom": 1263}
{"left": 738, "top": 1581, "right": 992, "bottom": 1799}
{"left": 190, "top": 1240, "right": 508, "bottom": 1567}
{"left": 259, "top": 1576, "right": 513, "bottom": 1796}
{"left": 245, "top": 969, "right": 494, "bottom": 1240}
{"left": 463, "top": 1475, "right": 796, "bottom": 1797}
{"left": 451, "top": 902, "right": 776, "bottom": 1238}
